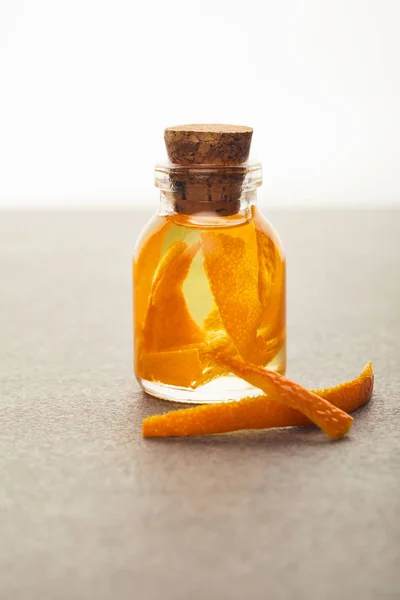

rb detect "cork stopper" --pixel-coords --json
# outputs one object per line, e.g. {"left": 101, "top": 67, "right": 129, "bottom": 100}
{"left": 164, "top": 124, "right": 253, "bottom": 166}
{"left": 161, "top": 124, "right": 255, "bottom": 216}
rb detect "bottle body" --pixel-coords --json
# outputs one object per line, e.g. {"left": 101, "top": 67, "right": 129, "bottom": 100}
{"left": 133, "top": 193, "right": 286, "bottom": 403}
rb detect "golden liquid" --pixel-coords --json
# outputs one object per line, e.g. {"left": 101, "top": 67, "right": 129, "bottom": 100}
{"left": 134, "top": 209, "right": 286, "bottom": 403}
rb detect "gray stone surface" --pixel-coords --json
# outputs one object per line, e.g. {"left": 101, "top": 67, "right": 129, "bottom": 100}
{"left": 0, "top": 209, "right": 399, "bottom": 600}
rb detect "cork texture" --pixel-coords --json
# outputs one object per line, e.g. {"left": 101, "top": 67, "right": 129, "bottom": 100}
{"left": 164, "top": 124, "right": 253, "bottom": 166}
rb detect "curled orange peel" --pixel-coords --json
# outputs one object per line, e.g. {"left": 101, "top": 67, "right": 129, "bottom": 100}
{"left": 137, "top": 240, "right": 204, "bottom": 385}
{"left": 151, "top": 240, "right": 199, "bottom": 305}
{"left": 141, "top": 240, "right": 204, "bottom": 354}
{"left": 201, "top": 225, "right": 262, "bottom": 361}
{"left": 142, "top": 363, "right": 373, "bottom": 439}
{"left": 201, "top": 222, "right": 285, "bottom": 366}
{"left": 218, "top": 357, "right": 354, "bottom": 439}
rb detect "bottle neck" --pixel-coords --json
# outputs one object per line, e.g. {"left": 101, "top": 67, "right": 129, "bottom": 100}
{"left": 155, "top": 161, "right": 262, "bottom": 221}
{"left": 159, "top": 188, "right": 258, "bottom": 218}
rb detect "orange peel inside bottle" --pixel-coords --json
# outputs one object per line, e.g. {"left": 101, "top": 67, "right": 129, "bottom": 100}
{"left": 137, "top": 213, "right": 286, "bottom": 388}
{"left": 143, "top": 239, "right": 204, "bottom": 352}
{"left": 139, "top": 347, "right": 203, "bottom": 388}
{"left": 136, "top": 239, "right": 204, "bottom": 384}
{"left": 201, "top": 219, "right": 285, "bottom": 366}
{"left": 201, "top": 225, "right": 263, "bottom": 363}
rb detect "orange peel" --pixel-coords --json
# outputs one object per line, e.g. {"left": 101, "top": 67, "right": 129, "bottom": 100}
{"left": 138, "top": 347, "right": 202, "bottom": 388}
{"left": 203, "top": 304, "right": 223, "bottom": 332}
{"left": 199, "top": 306, "right": 234, "bottom": 383}
{"left": 142, "top": 363, "right": 373, "bottom": 439}
{"left": 220, "top": 357, "right": 353, "bottom": 439}
{"left": 312, "top": 362, "right": 374, "bottom": 414}
{"left": 201, "top": 222, "right": 285, "bottom": 366}
{"left": 141, "top": 240, "right": 204, "bottom": 352}
{"left": 201, "top": 225, "right": 262, "bottom": 361}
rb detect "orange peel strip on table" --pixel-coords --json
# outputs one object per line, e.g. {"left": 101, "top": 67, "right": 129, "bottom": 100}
{"left": 142, "top": 363, "right": 373, "bottom": 439}
{"left": 220, "top": 357, "right": 354, "bottom": 439}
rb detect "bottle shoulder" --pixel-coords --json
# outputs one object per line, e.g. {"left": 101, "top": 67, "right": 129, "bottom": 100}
{"left": 134, "top": 207, "right": 285, "bottom": 262}
{"left": 134, "top": 214, "right": 169, "bottom": 257}
{"left": 251, "top": 206, "right": 286, "bottom": 261}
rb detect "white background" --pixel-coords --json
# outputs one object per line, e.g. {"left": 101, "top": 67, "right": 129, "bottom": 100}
{"left": 0, "top": 0, "right": 399, "bottom": 209}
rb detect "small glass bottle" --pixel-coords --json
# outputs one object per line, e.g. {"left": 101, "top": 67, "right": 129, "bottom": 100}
{"left": 133, "top": 124, "right": 286, "bottom": 403}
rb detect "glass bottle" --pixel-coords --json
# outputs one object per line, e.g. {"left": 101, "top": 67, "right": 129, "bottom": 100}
{"left": 133, "top": 125, "right": 286, "bottom": 403}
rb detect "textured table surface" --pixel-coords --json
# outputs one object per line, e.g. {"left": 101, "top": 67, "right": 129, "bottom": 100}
{"left": 1, "top": 210, "right": 399, "bottom": 600}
